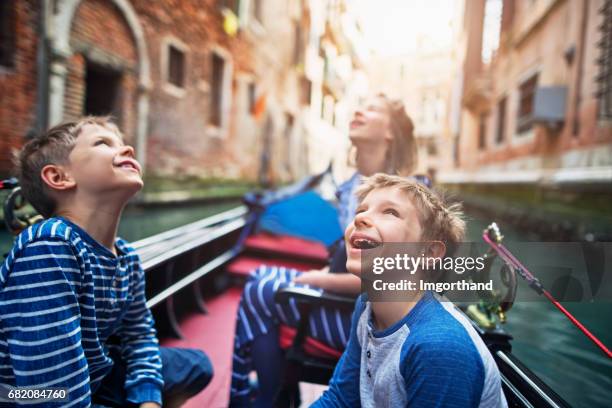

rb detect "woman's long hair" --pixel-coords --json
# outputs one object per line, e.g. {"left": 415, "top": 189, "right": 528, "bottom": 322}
{"left": 378, "top": 93, "right": 417, "bottom": 176}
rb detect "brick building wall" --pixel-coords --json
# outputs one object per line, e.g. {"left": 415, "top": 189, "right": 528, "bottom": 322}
{"left": 0, "top": 0, "right": 310, "bottom": 182}
{"left": 130, "top": 0, "right": 256, "bottom": 177}
{"left": 110, "top": 0, "right": 303, "bottom": 180}
{"left": 65, "top": 0, "right": 139, "bottom": 146}
{"left": 441, "top": 0, "right": 612, "bottom": 183}
{"left": 0, "top": 1, "right": 39, "bottom": 176}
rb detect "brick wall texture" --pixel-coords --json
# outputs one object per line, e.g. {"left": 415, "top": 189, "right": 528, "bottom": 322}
{"left": 0, "top": 0, "right": 39, "bottom": 175}
{"left": 0, "top": 0, "right": 302, "bottom": 180}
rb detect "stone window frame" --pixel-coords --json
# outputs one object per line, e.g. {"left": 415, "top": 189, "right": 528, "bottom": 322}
{"left": 161, "top": 36, "right": 188, "bottom": 98}
{"left": 236, "top": 72, "right": 257, "bottom": 122}
{"left": 207, "top": 45, "right": 233, "bottom": 139}
{"left": 515, "top": 72, "right": 539, "bottom": 134}
{"left": 511, "top": 66, "right": 539, "bottom": 146}
{"left": 493, "top": 95, "right": 508, "bottom": 148}
{"left": 477, "top": 111, "right": 489, "bottom": 151}
{"left": 241, "top": 0, "right": 266, "bottom": 37}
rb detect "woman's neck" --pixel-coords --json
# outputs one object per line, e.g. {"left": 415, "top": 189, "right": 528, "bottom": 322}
{"left": 354, "top": 141, "right": 388, "bottom": 176}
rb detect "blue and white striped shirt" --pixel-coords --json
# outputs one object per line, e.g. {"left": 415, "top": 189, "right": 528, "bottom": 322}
{"left": 0, "top": 218, "right": 163, "bottom": 407}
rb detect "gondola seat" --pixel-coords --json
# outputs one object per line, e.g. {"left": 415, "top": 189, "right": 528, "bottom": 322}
{"left": 243, "top": 233, "right": 329, "bottom": 263}
{"left": 274, "top": 286, "right": 356, "bottom": 406}
{"left": 226, "top": 232, "right": 330, "bottom": 279}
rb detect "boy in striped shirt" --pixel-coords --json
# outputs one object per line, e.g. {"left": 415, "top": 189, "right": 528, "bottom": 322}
{"left": 0, "top": 118, "right": 212, "bottom": 407}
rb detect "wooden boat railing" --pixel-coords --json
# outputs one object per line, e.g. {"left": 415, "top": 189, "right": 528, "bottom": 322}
{"left": 135, "top": 205, "right": 250, "bottom": 338}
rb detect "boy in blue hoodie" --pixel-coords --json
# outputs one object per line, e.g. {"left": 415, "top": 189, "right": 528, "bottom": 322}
{"left": 0, "top": 118, "right": 212, "bottom": 407}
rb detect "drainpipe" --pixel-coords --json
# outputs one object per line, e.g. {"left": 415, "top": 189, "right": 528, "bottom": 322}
{"left": 573, "top": 0, "right": 589, "bottom": 136}
{"left": 35, "top": 0, "right": 52, "bottom": 135}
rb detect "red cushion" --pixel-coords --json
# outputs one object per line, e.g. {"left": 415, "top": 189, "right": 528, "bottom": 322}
{"left": 227, "top": 256, "right": 320, "bottom": 277}
{"left": 279, "top": 325, "right": 343, "bottom": 360}
{"left": 245, "top": 233, "right": 329, "bottom": 262}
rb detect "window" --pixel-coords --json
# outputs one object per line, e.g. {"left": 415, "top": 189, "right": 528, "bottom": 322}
{"left": 427, "top": 141, "right": 438, "bottom": 156}
{"left": 300, "top": 77, "right": 311, "bottom": 105}
{"left": 284, "top": 113, "right": 294, "bottom": 174}
{"left": 210, "top": 53, "right": 225, "bottom": 127}
{"left": 496, "top": 97, "right": 507, "bottom": 143}
{"left": 293, "top": 22, "right": 303, "bottom": 66}
{"left": 85, "top": 62, "right": 121, "bottom": 119}
{"left": 167, "top": 45, "right": 185, "bottom": 88}
{"left": 597, "top": 0, "right": 612, "bottom": 119}
{"left": 516, "top": 73, "right": 538, "bottom": 133}
{"left": 453, "top": 135, "right": 460, "bottom": 167}
{"left": 0, "top": 1, "right": 15, "bottom": 68}
{"left": 220, "top": 0, "right": 240, "bottom": 14}
{"left": 248, "top": 81, "right": 256, "bottom": 114}
{"left": 322, "top": 94, "right": 335, "bottom": 124}
{"left": 482, "top": 0, "right": 502, "bottom": 63}
{"left": 478, "top": 113, "right": 487, "bottom": 150}
{"left": 252, "top": 0, "right": 263, "bottom": 24}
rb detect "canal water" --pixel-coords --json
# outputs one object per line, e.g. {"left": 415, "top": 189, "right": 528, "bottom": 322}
{"left": 0, "top": 202, "right": 610, "bottom": 407}
{"left": 464, "top": 216, "right": 612, "bottom": 408}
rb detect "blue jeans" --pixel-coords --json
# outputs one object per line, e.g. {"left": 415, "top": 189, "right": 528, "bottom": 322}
{"left": 92, "top": 347, "right": 213, "bottom": 407}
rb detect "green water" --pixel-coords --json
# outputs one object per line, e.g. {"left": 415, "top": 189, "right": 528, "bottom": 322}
{"left": 117, "top": 201, "right": 240, "bottom": 242}
{"left": 465, "top": 215, "right": 612, "bottom": 408}
{"left": 0, "top": 201, "right": 240, "bottom": 255}
{"left": 0, "top": 203, "right": 610, "bottom": 406}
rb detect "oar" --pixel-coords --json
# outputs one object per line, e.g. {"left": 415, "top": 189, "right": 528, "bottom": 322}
{"left": 483, "top": 223, "right": 612, "bottom": 359}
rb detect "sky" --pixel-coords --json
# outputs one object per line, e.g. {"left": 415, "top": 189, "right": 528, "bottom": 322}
{"left": 350, "top": 0, "right": 458, "bottom": 56}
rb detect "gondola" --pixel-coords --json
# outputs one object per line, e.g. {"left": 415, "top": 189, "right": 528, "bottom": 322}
{"left": 1, "top": 172, "right": 575, "bottom": 408}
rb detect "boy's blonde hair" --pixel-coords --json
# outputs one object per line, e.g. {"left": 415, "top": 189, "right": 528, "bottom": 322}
{"left": 356, "top": 173, "right": 466, "bottom": 252}
{"left": 14, "top": 116, "right": 122, "bottom": 218}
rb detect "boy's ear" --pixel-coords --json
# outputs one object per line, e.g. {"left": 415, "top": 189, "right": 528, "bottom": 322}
{"left": 427, "top": 241, "right": 446, "bottom": 259}
{"left": 40, "top": 164, "right": 76, "bottom": 191}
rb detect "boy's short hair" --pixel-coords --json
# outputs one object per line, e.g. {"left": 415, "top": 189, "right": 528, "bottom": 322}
{"left": 14, "top": 116, "right": 121, "bottom": 218}
{"left": 356, "top": 173, "right": 466, "bottom": 252}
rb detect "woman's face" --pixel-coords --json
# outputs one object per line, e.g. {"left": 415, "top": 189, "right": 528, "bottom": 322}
{"left": 349, "top": 97, "right": 392, "bottom": 144}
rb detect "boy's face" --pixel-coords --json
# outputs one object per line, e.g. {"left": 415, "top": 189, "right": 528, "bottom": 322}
{"left": 345, "top": 187, "right": 423, "bottom": 276}
{"left": 65, "top": 124, "right": 143, "bottom": 197}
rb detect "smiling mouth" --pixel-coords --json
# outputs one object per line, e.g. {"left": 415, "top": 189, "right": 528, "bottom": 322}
{"left": 115, "top": 161, "right": 141, "bottom": 174}
{"left": 121, "top": 164, "right": 138, "bottom": 171}
{"left": 350, "top": 237, "right": 382, "bottom": 250}
{"left": 350, "top": 120, "right": 364, "bottom": 129}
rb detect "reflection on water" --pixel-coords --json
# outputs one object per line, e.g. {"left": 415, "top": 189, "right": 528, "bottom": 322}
{"left": 466, "top": 216, "right": 612, "bottom": 408}
{"left": 117, "top": 201, "right": 240, "bottom": 242}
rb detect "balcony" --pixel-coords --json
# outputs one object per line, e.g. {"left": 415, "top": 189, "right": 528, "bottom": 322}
{"left": 462, "top": 72, "right": 493, "bottom": 113}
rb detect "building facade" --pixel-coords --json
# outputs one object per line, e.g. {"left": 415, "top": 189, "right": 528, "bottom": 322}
{"left": 1, "top": 0, "right": 355, "bottom": 184}
{"left": 440, "top": 0, "right": 612, "bottom": 187}
{"left": 366, "top": 43, "right": 455, "bottom": 180}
